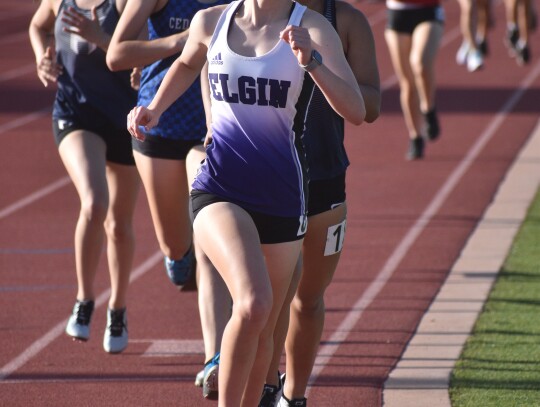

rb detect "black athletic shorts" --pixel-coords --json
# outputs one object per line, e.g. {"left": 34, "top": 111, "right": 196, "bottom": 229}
{"left": 132, "top": 134, "right": 204, "bottom": 160}
{"left": 191, "top": 190, "right": 307, "bottom": 244}
{"left": 386, "top": 6, "right": 445, "bottom": 34}
{"left": 52, "top": 116, "right": 135, "bottom": 166}
{"left": 308, "top": 172, "right": 346, "bottom": 217}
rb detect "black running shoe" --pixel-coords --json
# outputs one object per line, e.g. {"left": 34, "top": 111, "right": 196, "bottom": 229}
{"left": 406, "top": 137, "right": 425, "bottom": 161}
{"left": 478, "top": 38, "right": 489, "bottom": 56}
{"left": 505, "top": 27, "right": 519, "bottom": 55}
{"left": 423, "top": 109, "right": 440, "bottom": 140}
{"left": 259, "top": 372, "right": 283, "bottom": 407}
{"left": 516, "top": 43, "right": 530, "bottom": 66}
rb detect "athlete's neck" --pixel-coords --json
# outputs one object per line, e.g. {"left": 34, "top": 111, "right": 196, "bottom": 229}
{"left": 238, "top": 0, "right": 294, "bottom": 28}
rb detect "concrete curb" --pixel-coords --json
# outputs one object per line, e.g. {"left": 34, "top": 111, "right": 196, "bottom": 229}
{"left": 382, "top": 119, "right": 540, "bottom": 407}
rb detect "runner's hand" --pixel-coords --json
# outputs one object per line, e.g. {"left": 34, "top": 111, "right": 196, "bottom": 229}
{"left": 36, "top": 46, "right": 62, "bottom": 87}
{"left": 203, "top": 130, "right": 213, "bottom": 148}
{"left": 61, "top": 6, "right": 108, "bottom": 49}
{"left": 127, "top": 106, "right": 160, "bottom": 141}
{"left": 130, "top": 67, "right": 142, "bottom": 91}
{"left": 280, "top": 25, "right": 312, "bottom": 66}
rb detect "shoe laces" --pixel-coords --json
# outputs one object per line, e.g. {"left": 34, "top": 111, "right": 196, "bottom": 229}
{"left": 74, "top": 301, "right": 94, "bottom": 325}
{"left": 108, "top": 309, "right": 126, "bottom": 337}
{"left": 259, "top": 371, "right": 283, "bottom": 406}
{"left": 264, "top": 383, "right": 280, "bottom": 394}
{"left": 260, "top": 384, "right": 280, "bottom": 406}
{"left": 204, "top": 352, "right": 220, "bottom": 369}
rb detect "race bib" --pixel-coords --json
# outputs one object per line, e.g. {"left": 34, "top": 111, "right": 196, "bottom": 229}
{"left": 324, "top": 219, "right": 346, "bottom": 256}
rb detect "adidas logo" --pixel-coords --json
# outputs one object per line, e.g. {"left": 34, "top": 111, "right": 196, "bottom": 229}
{"left": 210, "top": 52, "right": 223, "bottom": 65}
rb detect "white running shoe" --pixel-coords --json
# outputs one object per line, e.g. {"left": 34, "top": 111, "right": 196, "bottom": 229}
{"left": 65, "top": 300, "right": 94, "bottom": 341}
{"left": 466, "top": 48, "right": 484, "bottom": 72}
{"left": 194, "top": 368, "right": 204, "bottom": 387}
{"left": 103, "top": 308, "right": 128, "bottom": 354}
{"left": 456, "top": 41, "right": 470, "bottom": 65}
{"left": 202, "top": 352, "right": 220, "bottom": 399}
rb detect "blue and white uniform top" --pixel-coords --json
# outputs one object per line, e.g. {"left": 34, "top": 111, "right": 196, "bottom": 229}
{"left": 138, "top": 0, "right": 226, "bottom": 140}
{"left": 53, "top": 0, "right": 136, "bottom": 128}
{"left": 192, "top": 0, "right": 314, "bottom": 218}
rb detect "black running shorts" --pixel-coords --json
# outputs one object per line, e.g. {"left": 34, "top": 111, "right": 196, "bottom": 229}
{"left": 53, "top": 117, "right": 135, "bottom": 166}
{"left": 308, "top": 172, "right": 346, "bottom": 217}
{"left": 191, "top": 190, "right": 307, "bottom": 244}
{"left": 386, "top": 6, "right": 445, "bottom": 35}
{"left": 132, "top": 134, "right": 204, "bottom": 160}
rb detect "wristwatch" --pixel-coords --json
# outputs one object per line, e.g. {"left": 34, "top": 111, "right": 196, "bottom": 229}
{"left": 300, "top": 49, "right": 323, "bottom": 72}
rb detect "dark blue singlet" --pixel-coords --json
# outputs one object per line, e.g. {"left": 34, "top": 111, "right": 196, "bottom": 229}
{"left": 302, "top": 0, "right": 349, "bottom": 181}
{"left": 53, "top": 0, "right": 136, "bottom": 130}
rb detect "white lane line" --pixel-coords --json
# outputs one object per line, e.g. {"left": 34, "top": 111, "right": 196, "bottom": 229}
{"left": 0, "top": 71, "right": 57, "bottom": 219}
{"left": 1, "top": 375, "right": 192, "bottom": 385}
{"left": 0, "top": 32, "right": 29, "bottom": 46}
{"left": 0, "top": 177, "right": 70, "bottom": 220}
{"left": 307, "top": 58, "right": 540, "bottom": 392}
{"left": 0, "top": 10, "right": 30, "bottom": 22}
{"left": 0, "top": 251, "right": 163, "bottom": 381}
{"left": 0, "top": 284, "right": 73, "bottom": 293}
{"left": 135, "top": 339, "right": 205, "bottom": 357}
{"left": 0, "top": 64, "right": 35, "bottom": 83}
{"left": 0, "top": 106, "right": 57, "bottom": 217}
{"left": 0, "top": 108, "right": 49, "bottom": 135}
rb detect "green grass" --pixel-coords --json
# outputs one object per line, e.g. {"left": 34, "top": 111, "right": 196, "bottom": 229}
{"left": 450, "top": 188, "right": 540, "bottom": 407}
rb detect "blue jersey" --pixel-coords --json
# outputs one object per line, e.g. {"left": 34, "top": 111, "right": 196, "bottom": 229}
{"left": 138, "top": 0, "right": 227, "bottom": 141}
{"left": 302, "top": 0, "right": 349, "bottom": 180}
{"left": 192, "top": 1, "right": 314, "bottom": 218}
{"left": 53, "top": 0, "right": 136, "bottom": 128}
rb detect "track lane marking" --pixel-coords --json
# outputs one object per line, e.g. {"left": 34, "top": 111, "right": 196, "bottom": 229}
{"left": 0, "top": 251, "right": 163, "bottom": 380}
{"left": 0, "top": 64, "right": 36, "bottom": 82}
{"left": 1, "top": 375, "right": 195, "bottom": 385}
{"left": 0, "top": 106, "right": 59, "bottom": 219}
{"left": 0, "top": 177, "right": 70, "bottom": 220}
{"left": 0, "top": 10, "right": 31, "bottom": 22}
{"left": 0, "top": 108, "right": 49, "bottom": 135}
{"left": 0, "top": 32, "right": 30, "bottom": 46}
{"left": 307, "top": 58, "right": 540, "bottom": 392}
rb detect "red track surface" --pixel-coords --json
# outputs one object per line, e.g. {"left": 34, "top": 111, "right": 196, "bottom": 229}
{"left": 1, "top": 1, "right": 539, "bottom": 406}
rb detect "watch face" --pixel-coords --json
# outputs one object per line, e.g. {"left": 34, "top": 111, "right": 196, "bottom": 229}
{"left": 313, "top": 50, "right": 322, "bottom": 65}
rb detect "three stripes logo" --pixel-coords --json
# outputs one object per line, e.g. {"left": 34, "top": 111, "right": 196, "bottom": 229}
{"left": 210, "top": 52, "right": 223, "bottom": 65}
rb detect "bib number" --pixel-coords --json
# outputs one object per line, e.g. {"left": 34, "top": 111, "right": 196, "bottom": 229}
{"left": 324, "top": 220, "right": 346, "bottom": 256}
